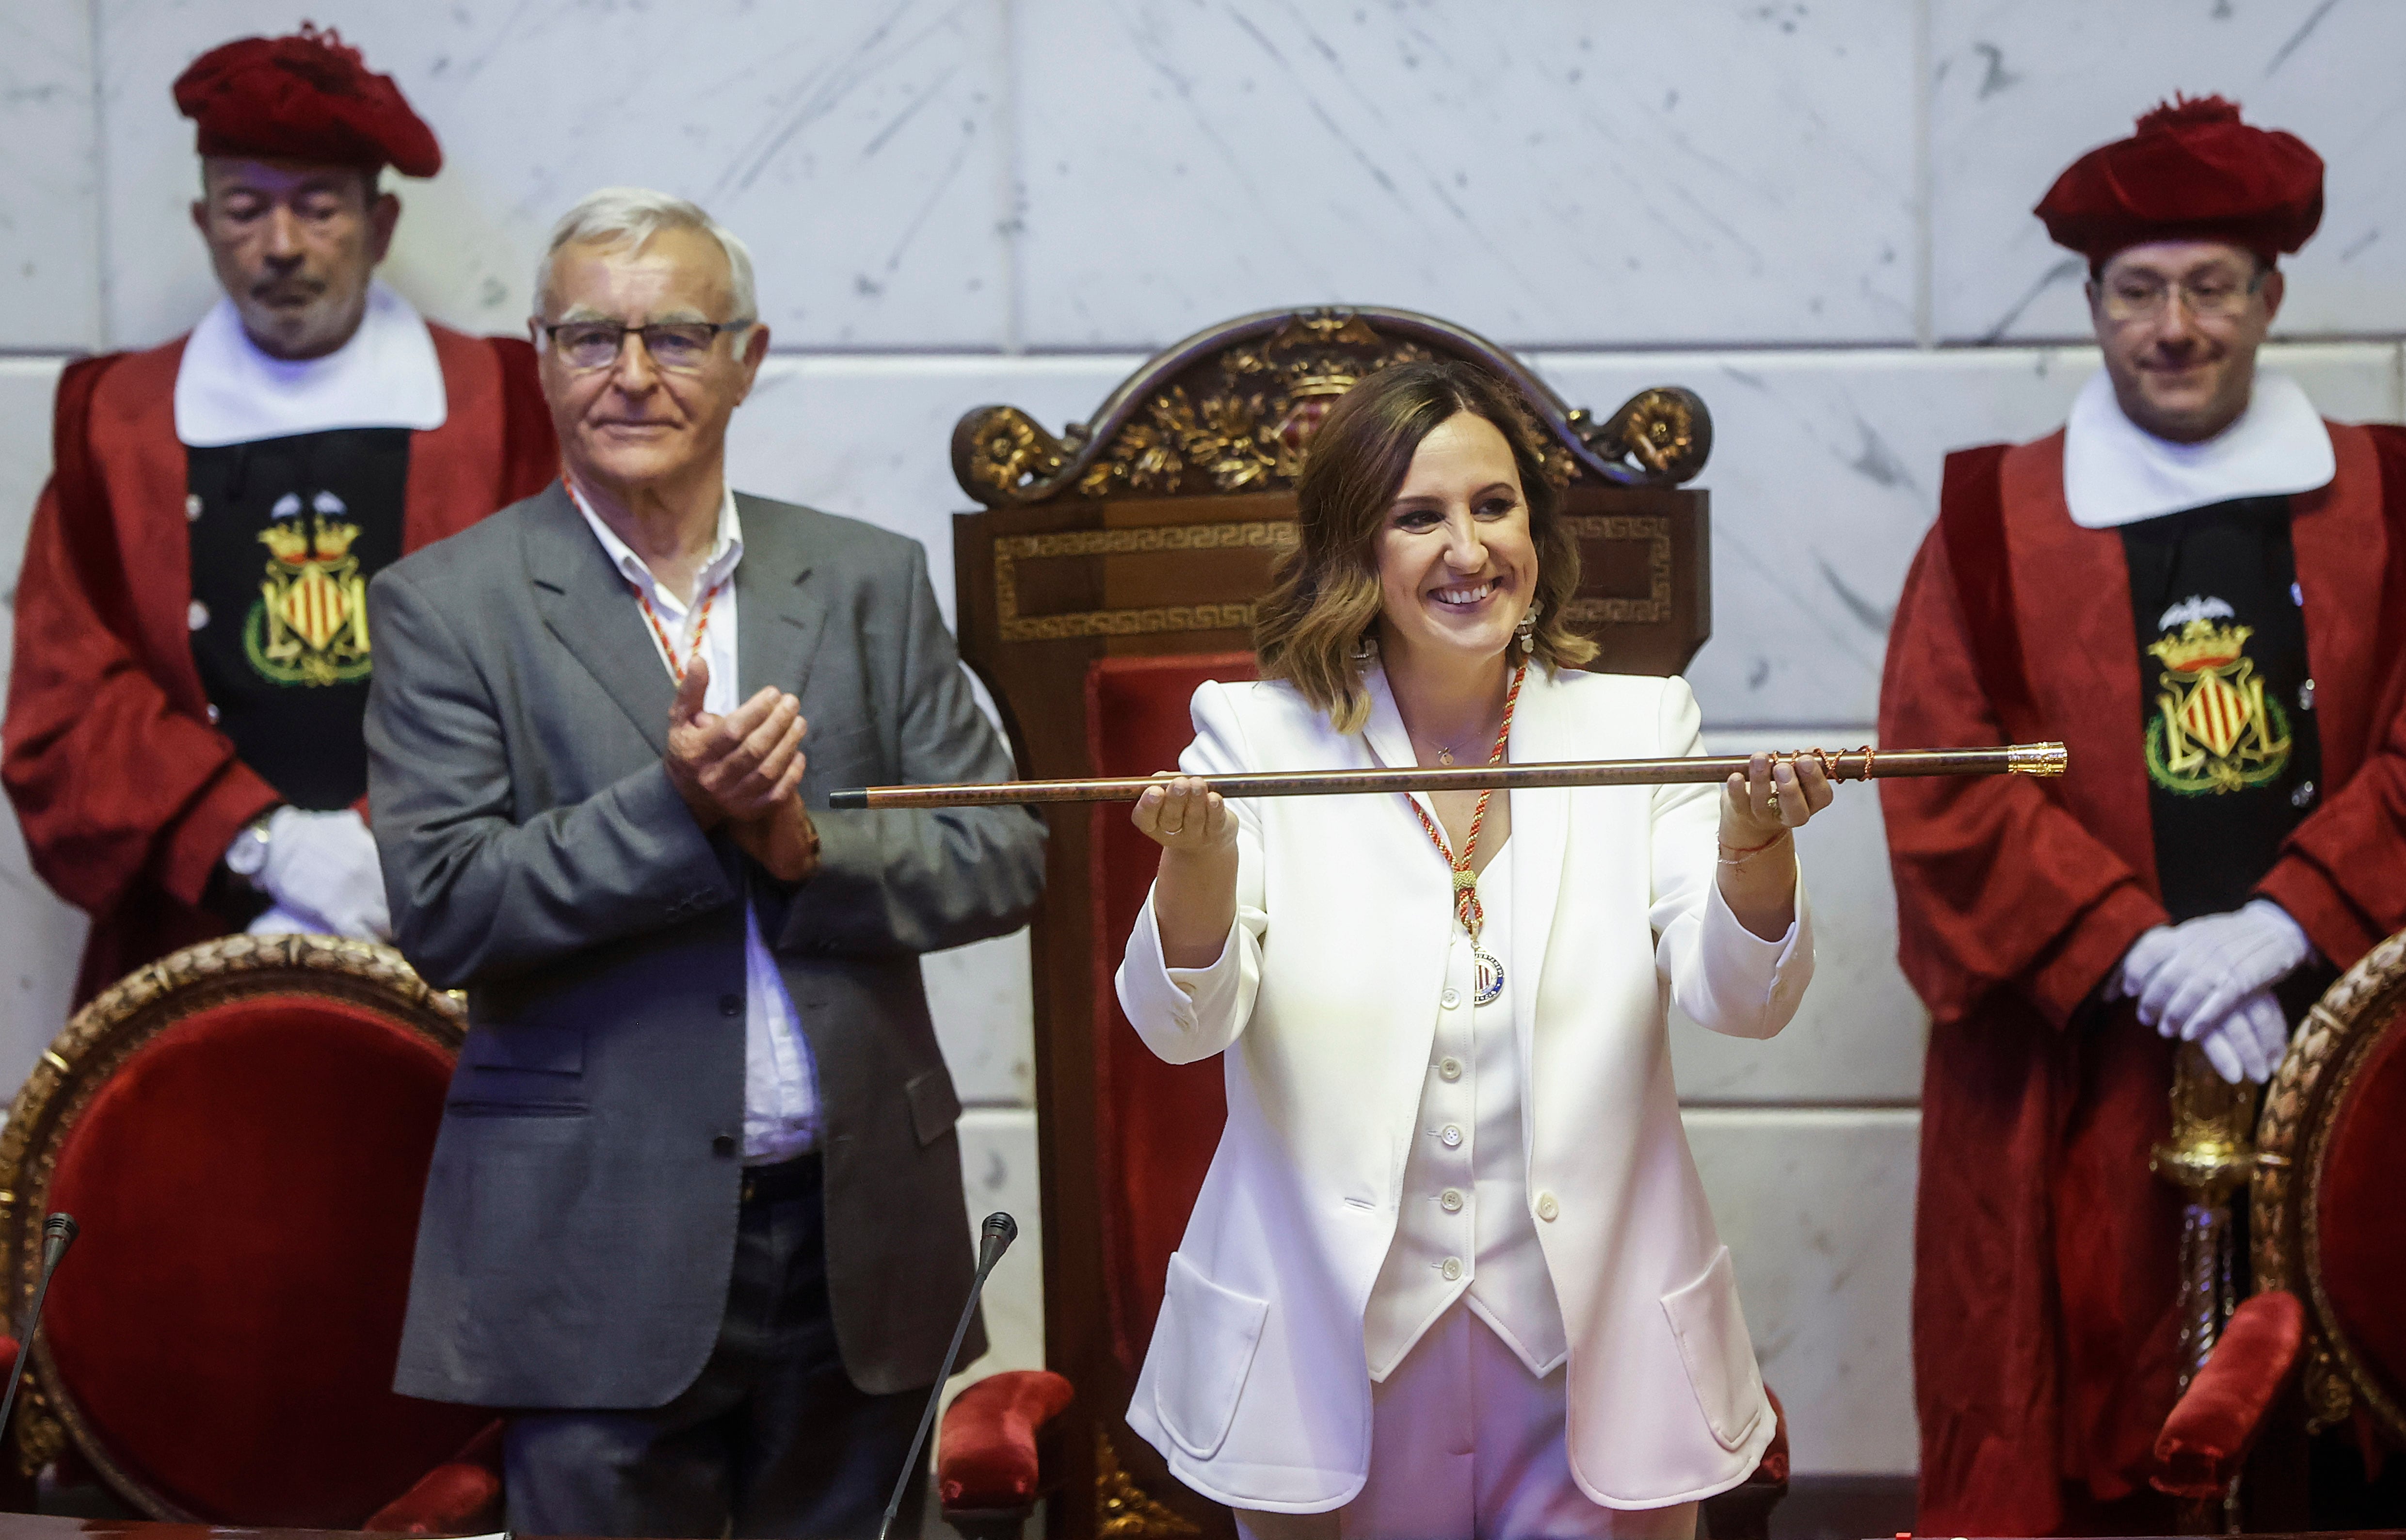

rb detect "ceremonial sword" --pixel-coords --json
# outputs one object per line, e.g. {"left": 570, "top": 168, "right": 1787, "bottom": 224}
{"left": 828, "top": 742, "right": 2067, "bottom": 810}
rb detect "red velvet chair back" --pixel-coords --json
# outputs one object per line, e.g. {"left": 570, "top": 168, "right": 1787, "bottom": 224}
{"left": 1087, "top": 653, "right": 1258, "bottom": 1369}
{"left": 947, "top": 305, "right": 1716, "bottom": 1537}
{"left": 2254, "top": 926, "right": 2406, "bottom": 1447}
{"left": 0, "top": 937, "right": 487, "bottom": 1525}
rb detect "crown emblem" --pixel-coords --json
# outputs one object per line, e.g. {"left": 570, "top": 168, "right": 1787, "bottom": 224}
{"left": 246, "top": 513, "right": 371, "bottom": 687}
{"left": 2147, "top": 618, "right": 2251, "bottom": 675}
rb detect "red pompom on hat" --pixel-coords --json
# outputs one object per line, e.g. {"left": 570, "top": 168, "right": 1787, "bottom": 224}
{"left": 2035, "top": 94, "right": 2322, "bottom": 263}
{"left": 173, "top": 22, "right": 440, "bottom": 177}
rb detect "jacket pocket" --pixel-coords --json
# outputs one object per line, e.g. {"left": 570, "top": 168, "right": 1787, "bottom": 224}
{"left": 1154, "top": 1251, "right": 1268, "bottom": 1460}
{"left": 445, "top": 1099, "right": 588, "bottom": 1118}
{"left": 905, "top": 1068, "right": 962, "bottom": 1147}
{"left": 459, "top": 1024, "right": 585, "bottom": 1075}
{"left": 1659, "top": 1245, "right": 1766, "bottom": 1452}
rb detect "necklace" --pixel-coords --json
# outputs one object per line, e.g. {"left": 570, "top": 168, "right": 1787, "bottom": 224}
{"left": 1405, "top": 659, "right": 1526, "bottom": 1006}
{"left": 631, "top": 579, "right": 722, "bottom": 685}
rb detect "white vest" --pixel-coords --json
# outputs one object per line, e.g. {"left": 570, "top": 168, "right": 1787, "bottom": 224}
{"left": 1362, "top": 841, "right": 1571, "bottom": 1380}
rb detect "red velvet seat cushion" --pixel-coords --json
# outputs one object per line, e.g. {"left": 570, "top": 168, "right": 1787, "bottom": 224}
{"left": 2152, "top": 1291, "right": 2306, "bottom": 1497}
{"left": 2316, "top": 1016, "right": 2406, "bottom": 1417}
{"left": 42, "top": 995, "right": 489, "bottom": 1525}
{"left": 937, "top": 1368, "right": 1075, "bottom": 1510}
{"left": 363, "top": 1419, "right": 505, "bottom": 1535}
{"left": 1087, "top": 654, "right": 1257, "bottom": 1371}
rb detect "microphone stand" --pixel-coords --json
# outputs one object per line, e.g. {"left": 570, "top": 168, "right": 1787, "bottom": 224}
{"left": 0, "top": 1215, "right": 79, "bottom": 1445}
{"left": 876, "top": 1211, "right": 1017, "bottom": 1540}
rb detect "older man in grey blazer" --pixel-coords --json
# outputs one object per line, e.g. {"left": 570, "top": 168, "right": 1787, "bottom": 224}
{"left": 366, "top": 187, "right": 1045, "bottom": 1539}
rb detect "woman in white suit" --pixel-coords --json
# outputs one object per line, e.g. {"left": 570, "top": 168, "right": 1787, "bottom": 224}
{"left": 1114, "top": 361, "right": 1834, "bottom": 1540}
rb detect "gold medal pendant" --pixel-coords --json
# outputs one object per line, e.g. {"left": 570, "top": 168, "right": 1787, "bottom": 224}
{"left": 1472, "top": 943, "right": 1505, "bottom": 1006}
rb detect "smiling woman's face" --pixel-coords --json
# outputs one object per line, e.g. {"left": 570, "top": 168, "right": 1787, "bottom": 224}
{"left": 1371, "top": 410, "right": 1539, "bottom": 675}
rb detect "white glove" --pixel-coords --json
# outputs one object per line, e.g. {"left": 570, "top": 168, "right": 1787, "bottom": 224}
{"left": 233, "top": 807, "right": 392, "bottom": 942}
{"left": 2194, "top": 988, "right": 2291, "bottom": 1085}
{"left": 2110, "top": 924, "right": 2180, "bottom": 1002}
{"left": 2129, "top": 899, "right": 2311, "bottom": 1043}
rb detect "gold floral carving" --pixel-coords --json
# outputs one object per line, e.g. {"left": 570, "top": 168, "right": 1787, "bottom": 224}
{"left": 953, "top": 305, "right": 1713, "bottom": 507}
{"left": 2250, "top": 925, "right": 2406, "bottom": 1441}
{"left": 0, "top": 934, "right": 463, "bottom": 1496}
{"left": 994, "top": 522, "right": 1298, "bottom": 643}
{"left": 1095, "top": 1427, "right": 1201, "bottom": 1538}
{"left": 1569, "top": 387, "right": 1709, "bottom": 484}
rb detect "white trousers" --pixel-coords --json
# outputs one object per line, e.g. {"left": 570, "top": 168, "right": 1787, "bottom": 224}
{"left": 1234, "top": 1304, "right": 1700, "bottom": 1540}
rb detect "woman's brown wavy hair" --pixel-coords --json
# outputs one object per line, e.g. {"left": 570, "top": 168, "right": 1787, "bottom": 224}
{"left": 1255, "top": 359, "right": 1595, "bottom": 732}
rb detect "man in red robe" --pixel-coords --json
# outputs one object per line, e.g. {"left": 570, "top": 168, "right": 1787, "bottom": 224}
{"left": 3, "top": 26, "right": 555, "bottom": 1002}
{"left": 1881, "top": 97, "right": 2406, "bottom": 1534}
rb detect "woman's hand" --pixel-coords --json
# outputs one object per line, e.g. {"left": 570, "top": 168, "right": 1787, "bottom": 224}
{"left": 1719, "top": 752, "right": 1835, "bottom": 846}
{"left": 1715, "top": 754, "right": 1835, "bottom": 942}
{"left": 1133, "top": 774, "right": 1239, "bottom": 967}
{"left": 1133, "top": 774, "right": 1235, "bottom": 853}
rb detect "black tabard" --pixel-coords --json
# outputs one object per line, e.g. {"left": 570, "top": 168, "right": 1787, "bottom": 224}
{"left": 185, "top": 428, "right": 409, "bottom": 811}
{"left": 2120, "top": 496, "right": 2323, "bottom": 924}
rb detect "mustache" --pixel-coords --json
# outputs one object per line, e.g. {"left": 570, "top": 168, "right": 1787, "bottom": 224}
{"left": 249, "top": 274, "right": 329, "bottom": 302}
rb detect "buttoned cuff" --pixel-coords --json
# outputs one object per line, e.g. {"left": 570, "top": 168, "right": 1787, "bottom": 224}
{"left": 1696, "top": 872, "right": 1814, "bottom": 1033}
{"left": 1116, "top": 890, "right": 1241, "bottom": 1034}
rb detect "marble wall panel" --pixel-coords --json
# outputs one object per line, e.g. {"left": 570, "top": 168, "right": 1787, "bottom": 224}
{"left": 925, "top": 931, "right": 1035, "bottom": 1107}
{"left": 0, "top": 363, "right": 91, "bottom": 1097}
{"left": 725, "top": 353, "right": 1144, "bottom": 626}
{"left": 1931, "top": 0, "right": 2406, "bottom": 343}
{"left": 0, "top": 2, "right": 101, "bottom": 351}
{"left": 95, "top": 0, "right": 1012, "bottom": 351}
{"left": 1670, "top": 729, "right": 1923, "bottom": 1106}
{"left": 1011, "top": 0, "right": 1920, "bottom": 350}
{"left": 1684, "top": 1107, "right": 1920, "bottom": 1475}
{"left": 1533, "top": 343, "right": 2401, "bottom": 726}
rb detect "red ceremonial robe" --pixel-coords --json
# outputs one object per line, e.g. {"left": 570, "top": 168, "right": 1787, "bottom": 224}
{"left": 2, "top": 325, "right": 556, "bottom": 1003}
{"left": 1880, "top": 421, "right": 2406, "bottom": 1536}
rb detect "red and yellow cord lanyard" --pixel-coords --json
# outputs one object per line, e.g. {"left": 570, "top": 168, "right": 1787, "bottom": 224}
{"left": 1404, "top": 658, "right": 1526, "bottom": 1005}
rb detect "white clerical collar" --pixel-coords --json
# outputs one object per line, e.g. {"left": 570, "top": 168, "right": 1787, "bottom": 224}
{"left": 566, "top": 478, "right": 745, "bottom": 616}
{"left": 173, "top": 279, "right": 448, "bottom": 448}
{"left": 2061, "top": 367, "right": 2333, "bottom": 529}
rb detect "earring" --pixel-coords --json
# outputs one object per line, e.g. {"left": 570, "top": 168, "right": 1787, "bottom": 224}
{"left": 1516, "top": 599, "right": 1542, "bottom": 655}
{"left": 1351, "top": 633, "right": 1378, "bottom": 661}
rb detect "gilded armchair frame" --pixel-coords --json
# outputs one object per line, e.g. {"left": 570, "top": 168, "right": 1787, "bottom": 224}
{"left": 0, "top": 934, "right": 464, "bottom": 1514}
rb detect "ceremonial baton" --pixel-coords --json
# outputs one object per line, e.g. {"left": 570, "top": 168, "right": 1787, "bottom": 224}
{"left": 828, "top": 742, "right": 2066, "bottom": 810}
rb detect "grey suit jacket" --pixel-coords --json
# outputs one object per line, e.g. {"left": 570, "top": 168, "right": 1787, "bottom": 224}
{"left": 367, "top": 481, "right": 1046, "bottom": 1409}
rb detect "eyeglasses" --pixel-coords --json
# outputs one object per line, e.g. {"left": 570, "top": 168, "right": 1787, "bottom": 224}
{"left": 535, "top": 319, "right": 753, "bottom": 372}
{"left": 2096, "top": 268, "right": 2268, "bottom": 324}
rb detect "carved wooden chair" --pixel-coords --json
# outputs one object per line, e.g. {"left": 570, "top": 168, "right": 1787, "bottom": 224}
{"left": 0, "top": 936, "right": 503, "bottom": 1531}
{"left": 2150, "top": 927, "right": 2406, "bottom": 1527}
{"left": 927, "top": 306, "right": 1784, "bottom": 1538}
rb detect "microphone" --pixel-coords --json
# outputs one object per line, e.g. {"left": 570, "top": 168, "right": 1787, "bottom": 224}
{"left": 0, "top": 1215, "right": 78, "bottom": 1442}
{"left": 876, "top": 1211, "right": 1018, "bottom": 1540}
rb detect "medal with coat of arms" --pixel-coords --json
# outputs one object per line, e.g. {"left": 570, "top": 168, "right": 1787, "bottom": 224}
{"left": 244, "top": 495, "right": 372, "bottom": 687}
{"left": 2144, "top": 598, "right": 2292, "bottom": 795}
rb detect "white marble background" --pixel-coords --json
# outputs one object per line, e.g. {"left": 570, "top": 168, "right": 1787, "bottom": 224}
{"left": 1, "top": 0, "right": 2401, "bottom": 1483}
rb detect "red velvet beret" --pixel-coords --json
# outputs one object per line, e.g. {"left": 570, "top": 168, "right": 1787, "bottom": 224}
{"left": 174, "top": 23, "right": 440, "bottom": 178}
{"left": 2036, "top": 95, "right": 2322, "bottom": 264}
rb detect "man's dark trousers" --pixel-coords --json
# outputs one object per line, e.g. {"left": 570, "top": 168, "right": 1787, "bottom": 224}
{"left": 502, "top": 1155, "right": 928, "bottom": 1538}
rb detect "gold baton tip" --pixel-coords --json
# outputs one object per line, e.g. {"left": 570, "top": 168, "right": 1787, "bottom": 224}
{"left": 2006, "top": 742, "right": 2069, "bottom": 777}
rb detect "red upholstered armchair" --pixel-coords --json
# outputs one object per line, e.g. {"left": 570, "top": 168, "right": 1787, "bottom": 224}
{"left": 931, "top": 308, "right": 1786, "bottom": 1538}
{"left": 2149, "top": 927, "right": 2406, "bottom": 1523}
{"left": 0, "top": 935, "right": 506, "bottom": 1531}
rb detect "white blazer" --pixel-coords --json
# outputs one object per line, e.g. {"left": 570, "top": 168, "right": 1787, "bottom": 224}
{"left": 1114, "top": 662, "right": 1813, "bottom": 1514}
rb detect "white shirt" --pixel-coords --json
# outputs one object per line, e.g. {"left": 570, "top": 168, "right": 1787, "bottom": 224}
{"left": 174, "top": 279, "right": 449, "bottom": 448}
{"left": 568, "top": 480, "right": 823, "bottom": 1164}
{"left": 2062, "top": 368, "right": 2334, "bottom": 529}
{"left": 1356, "top": 839, "right": 1570, "bottom": 1380}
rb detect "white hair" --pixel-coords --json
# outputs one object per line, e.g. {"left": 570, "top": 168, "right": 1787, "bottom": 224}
{"left": 534, "top": 187, "right": 758, "bottom": 321}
